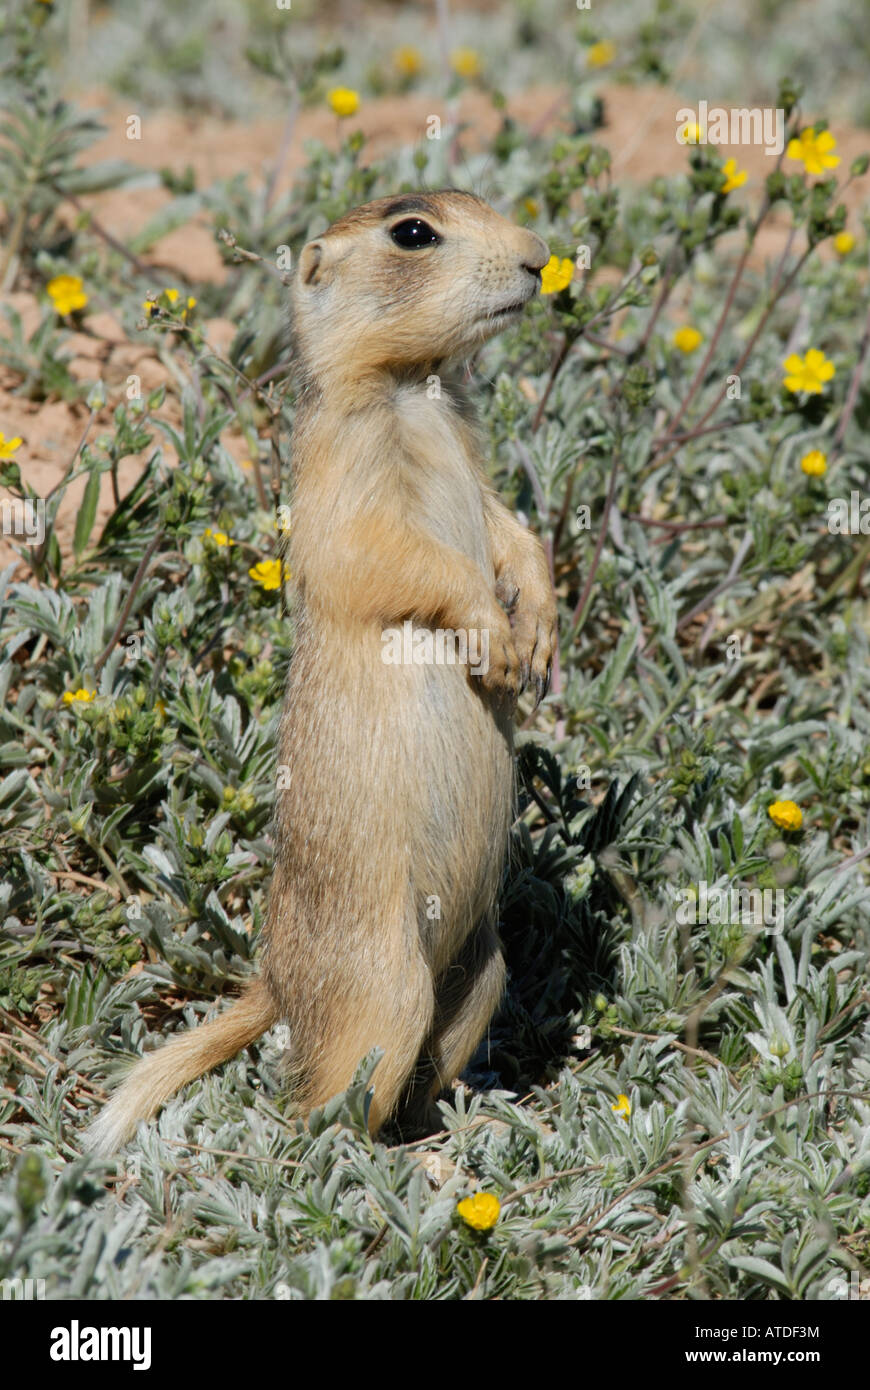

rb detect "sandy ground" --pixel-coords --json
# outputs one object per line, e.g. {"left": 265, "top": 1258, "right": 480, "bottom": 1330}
{"left": 2, "top": 80, "right": 868, "bottom": 573}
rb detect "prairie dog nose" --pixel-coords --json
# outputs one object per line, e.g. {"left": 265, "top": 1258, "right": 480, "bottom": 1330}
{"left": 520, "top": 229, "right": 550, "bottom": 272}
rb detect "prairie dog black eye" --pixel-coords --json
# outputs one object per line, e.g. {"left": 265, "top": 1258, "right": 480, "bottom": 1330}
{"left": 389, "top": 218, "right": 441, "bottom": 249}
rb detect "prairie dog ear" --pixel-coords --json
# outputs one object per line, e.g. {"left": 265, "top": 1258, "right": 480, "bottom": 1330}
{"left": 298, "top": 240, "right": 327, "bottom": 286}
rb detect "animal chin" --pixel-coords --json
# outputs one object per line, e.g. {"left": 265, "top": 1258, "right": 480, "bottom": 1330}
{"left": 483, "top": 298, "right": 529, "bottom": 325}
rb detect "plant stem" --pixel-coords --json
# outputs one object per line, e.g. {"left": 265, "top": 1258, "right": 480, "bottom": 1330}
{"left": 647, "top": 251, "right": 811, "bottom": 477}
{"left": 832, "top": 298, "right": 870, "bottom": 454}
{"left": 569, "top": 443, "right": 621, "bottom": 637}
{"left": 531, "top": 335, "right": 570, "bottom": 433}
{"left": 93, "top": 531, "right": 163, "bottom": 676}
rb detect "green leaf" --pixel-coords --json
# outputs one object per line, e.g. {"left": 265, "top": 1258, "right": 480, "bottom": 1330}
{"left": 727, "top": 1255, "right": 792, "bottom": 1297}
{"left": 73, "top": 464, "right": 102, "bottom": 559}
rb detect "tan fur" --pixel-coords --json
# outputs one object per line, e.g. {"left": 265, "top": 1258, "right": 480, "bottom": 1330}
{"left": 84, "top": 980, "right": 277, "bottom": 1155}
{"left": 85, "top": 191, "right": 557, "bottom": 1154}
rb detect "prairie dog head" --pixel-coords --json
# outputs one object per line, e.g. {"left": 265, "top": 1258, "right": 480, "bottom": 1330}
{"left": 292, "top": 190, "right": 549, "bottom": 388}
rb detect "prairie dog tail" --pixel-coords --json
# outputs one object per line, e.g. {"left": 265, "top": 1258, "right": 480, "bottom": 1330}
{"left": 84, "top": 979, "right": 278, "bottom": 1157}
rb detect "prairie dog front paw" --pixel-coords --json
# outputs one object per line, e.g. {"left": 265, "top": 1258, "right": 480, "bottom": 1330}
{"left": 510, "top": 588, "right": 557, "bottom": 704}
{"left": 470, "top": 604, "right": 520, "bottom": 700}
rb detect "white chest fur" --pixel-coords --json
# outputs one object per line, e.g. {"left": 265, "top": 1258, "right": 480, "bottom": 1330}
{"left": 392, "top": 386, "right": 491, "bottom": 574}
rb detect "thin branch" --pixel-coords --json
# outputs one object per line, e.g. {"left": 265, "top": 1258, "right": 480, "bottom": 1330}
{"left": 832, "top": 298, "right": 870, "bottom": 454}
{"left": 532, "top": 336, "right": 570, "bottom": 433}
{"left": 262, "top": 87, "right": 300, "bottom": 218}
{"left": 570, "top": 443, "right": 621, "bottom": 635}
{"left": 676, "top": 529, "right": 753, "bottom": 631}
{"left": 50, "top": 183, "right": 151, "bottom": 275}
{"left": 625, "top": 513, "right": 728, "bottom": 532}
{"left": 93, "top": 531, "right": 163, "bottom": 676}
{"left": 583, "top": 329, "right": 632, "bottom": 357}
{"left": 650, "top": 251, "right": 811, "bottom": 476}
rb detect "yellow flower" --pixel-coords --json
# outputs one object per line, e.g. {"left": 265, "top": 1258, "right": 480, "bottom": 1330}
{"left": 154, "top": 698, "right": 167, "bottom": 717}
{"left": 47, "top": 274, "right": 88, "bottom": 315}
{"left": 249, "top": 559, "right": 284, "bottom": 591}
{"left": 768, "top": 799, "right": 803, "bottom": 831}
{"left": 456, "top": 1193, "right": 501, "bottom": 1230}
{"left": 450, "top": 48, "right": 480, "bottom": 79}
{"left": 721, "top": 157, "right": 748, "bottom": 194}
{"left": 612, "top": 1093, "right": 631, "bottom": 1119}
{"left": 786, "top": 127, "right": 840, "bottom": 176}
{"left": 587, "top": 40, "right": 616, "bottom": 68}
{"left": 328, "top": 87, "right": 360, "bottom": 118}
{"left": 673, "top": 325, "right": 703, "bottom": 353}
{"left": 834, "top": 231, "right": 855, "bottom": 256}
{"left": 782, "top": 348, "right": 835, "bottom": 394}
{"left": 61, "top": 688, "right": 95, "bottom": 704}
{"left": 393, "top": 46, "right": 422, "bottom": 76}
{"left": 540, "top": 255, "right": 574, "bottom": 294}
{"left": 0, "top": 432, "right": 22, "bottom": 459}
{"left": 144, "top": 289, "right": 189, "bottom": 319}
{"left": 800, "top": 449, "right": 827, "bottom": 477}
{"left": 678, "top": 121, "right": 705, "bottom": 146}
{"left": 522, "top": 197, "right": 540, "bottom": 219}
{"left": 204, "top": 527, "right": 235, "bottom": 547}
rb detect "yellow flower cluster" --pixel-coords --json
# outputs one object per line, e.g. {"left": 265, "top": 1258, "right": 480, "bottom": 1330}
{"left": 782, "top": 349, "right": 835, "bottom": 395}
{"left": 47, "top": 274, "right": 87, "bottom": 316}
{"left": 328, "top": 88, "right": 359, "bottom": 117}
{"left": 393, "top": 46, "right": 422, "bottom": 76}
{"left": 249, "top": 559, "right": 288, "bottom": 590}
{"left": 800, "top": 450, "right": 827, "bottom": 477}
{"left": 587, "top": 40, "right": 616, "bottom": 69}
{"left": 456, "top": 1192, "right": 501, "bottom": 1229}
{"left": 62, "top": 688, "right": 95, "bottom": 705}
{"left": 768, "top": 800, "right": 803, "bottom": 831}
{"left": 786, "top": 127, "right": 839, "bottom": 176}
{"left": 0, "top": 432, "right": 22, "bottom": 459}
{"left": 720, "top": 157, "right": 747, "bottom": 194}
{"left": 143, "top": 289, "right": 197, "bottom": 320}
{"left": 450, "top": 48, "right": 480, "bottom": 79}
{"left": 540, "top": 255, "right": 574, "bottom": 295}
{"left": 678, "top": 121, "right": 705, "bottom": 146}
{"left": 673, "top": 326, "right": 703, "bottom": 353}
{"left": 612, "top": 1093, "right": 631, "bottom": 1119}
{"left": 223, "top": 786, "right": 256, "bottom": 813}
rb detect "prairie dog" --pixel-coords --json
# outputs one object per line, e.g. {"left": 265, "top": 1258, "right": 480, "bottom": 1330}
{"left": 85, "top": 190, "right": 556, "bottom": 1155}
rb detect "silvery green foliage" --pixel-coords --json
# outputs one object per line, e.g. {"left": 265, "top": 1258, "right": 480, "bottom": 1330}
{"left": 2, "top": 937, "right": 868, "bottom": 1300}
{"left": 2, "top": 0, "right": 870, "bottom": 1303}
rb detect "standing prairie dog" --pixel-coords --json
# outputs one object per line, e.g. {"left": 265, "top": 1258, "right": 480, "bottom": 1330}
{"left": 85, "top": 190, "right": 557, "bottom": 1155}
